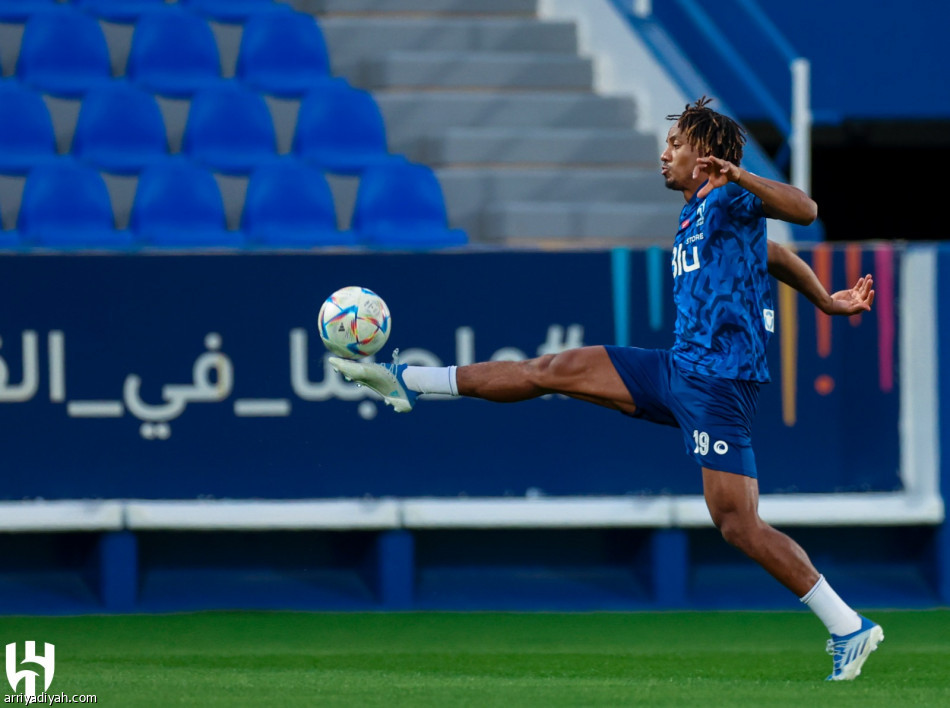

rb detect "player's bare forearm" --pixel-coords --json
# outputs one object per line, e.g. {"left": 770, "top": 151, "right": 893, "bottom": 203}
{"left": 766, "top": 241, "right": 875, "bottom": 316}
{"left": 745, "top": 173, "right": 818, "bottom": 226}
{"left": 767, "top": 240, "right": 832, "bottom": 310}
{"left": 693, "top": 156, "right": 817, "bottom": 225}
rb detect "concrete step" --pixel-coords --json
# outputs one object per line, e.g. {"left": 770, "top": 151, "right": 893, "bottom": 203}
{"left": 484, "top": 201, "right": 681, "bottom": 243}
{"left": 438, "top": 166, "right": 677, "bottom": 207}
{"left": 424, "top": 127, "right": 658, "bottom": 166}
{"left": 323, "top": 18, "right": 577, "bottom": 79}
{"left": 297, "top": 0, "right": 538, "bottom": 17}
{"left": 0, "top": 23, "right": 23, "bottom": 78}
{"left": 377, "top": 92, "right": 636, "bottom": 152}
{"left": 436, "top": 167, "right": 681, "bottom": 241}
{"left": 364, "top": 51, "right": 593, "bottom": 91}
{"left": 0, "top": 175, "right": 25, "bottom": 231}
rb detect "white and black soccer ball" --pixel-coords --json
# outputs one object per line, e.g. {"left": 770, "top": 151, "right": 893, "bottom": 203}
{"left": 318, "top": 286, "right": 391, "bottom": 359}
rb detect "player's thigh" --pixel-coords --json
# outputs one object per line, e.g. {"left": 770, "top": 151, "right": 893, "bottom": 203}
{"left": 535, "top": 346, "right": 634, "bottom": 404}
{"left": 565, "top": 391, "right": 637, "bottom": 414}
{"left": 701, "top": 466, "right": 760, "bottom": 528}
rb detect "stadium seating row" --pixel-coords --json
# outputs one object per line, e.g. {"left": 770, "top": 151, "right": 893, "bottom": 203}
{"left": 0, "top": 159, "right": 467, "bottom": 250}
{"left": 0, "top": 0, "right": 287, "bottom": 24}
{"left": 8, "top": 5, "right": 328, "bottom": 98}
{"left": 0, "top": 79, "right": 395, "bottom": 176}
{"left": 0, "top": 0, "right": 468, "bottom": 248}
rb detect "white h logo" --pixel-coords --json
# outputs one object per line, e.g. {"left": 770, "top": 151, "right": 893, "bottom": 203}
{"left": 5, "top": 642, "right": 55, "bottom": 698}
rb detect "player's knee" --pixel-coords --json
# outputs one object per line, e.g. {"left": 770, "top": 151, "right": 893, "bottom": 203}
{"left": 716, "top": 511, "right": 759, "bottom": 551}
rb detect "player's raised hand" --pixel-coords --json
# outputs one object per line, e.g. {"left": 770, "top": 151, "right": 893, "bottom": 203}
{"left": 827, "top": 274, "right": 875, "bottom": 316}
{"left": 694, "top": 156, "right": 742, "bottom": 199}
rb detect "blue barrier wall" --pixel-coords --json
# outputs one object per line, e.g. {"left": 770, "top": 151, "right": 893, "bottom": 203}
{"left": 755, "top": 0, "right": 950, "bottom": 123}
{"left": 0, "top": 249, "right": 899, "bottom": 498}
{"left": 0, "top": 246, "right": 943, "bottom": 614}
{"left": 651, "top": 0, "right": 950, "bottom": 125}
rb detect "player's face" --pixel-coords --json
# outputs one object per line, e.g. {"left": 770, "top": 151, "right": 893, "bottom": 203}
{"left": 660, "top": 124, "right": 703, "bottom": 193}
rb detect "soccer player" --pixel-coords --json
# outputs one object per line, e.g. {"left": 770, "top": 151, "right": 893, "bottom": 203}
{"left": 331, "top": 97, "right": 882, "bottom": 681}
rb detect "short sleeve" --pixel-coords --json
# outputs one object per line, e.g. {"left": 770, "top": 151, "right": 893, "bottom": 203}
{"left": 724, "top": 182, "right": 764, "bottom": 223}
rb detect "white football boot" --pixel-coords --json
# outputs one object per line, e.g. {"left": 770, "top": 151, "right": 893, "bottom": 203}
{"left": 825, "top": 615, "right": 884, "bottom": 681}
{"left": 329, "top": 356, "right": 418, "bottom": 412}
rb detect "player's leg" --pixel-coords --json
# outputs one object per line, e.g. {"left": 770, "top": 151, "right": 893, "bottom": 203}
{"left": 330, "top": 345, "right": 638, "bottom": 413}
{"left": 701, "top": 467, "right": 818, "bottom": 595}
{"left": 456, "top": 346, "right": 636, "bottom": 412}
{"left": 702, "top": 467, "right": 883, "bottom": 680}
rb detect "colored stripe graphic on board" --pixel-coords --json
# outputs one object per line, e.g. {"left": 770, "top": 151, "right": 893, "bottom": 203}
{"left": 845, "top": 243, "right": 864, "bottom": 326}
{"left": 779, "top": 281, "right": 798, "bottom": 426}
{"left": 813, "top": 244, "right": 832, "bottom": 358}
{"left": 611, "top": 248, "right": 631, "bottom": 347}
{"left": 875, "top": 244, "right": 895, "bottom": 392}
{"left": 647, "top": 246, "right": 665, "bottom": 331}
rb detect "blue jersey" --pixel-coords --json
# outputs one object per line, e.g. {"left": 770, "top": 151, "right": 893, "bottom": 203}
{"left": 670, "top": 181, "right": 773, "bottom": 383}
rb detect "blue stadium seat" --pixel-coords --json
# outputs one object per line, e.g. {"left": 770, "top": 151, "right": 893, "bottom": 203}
{"left": 353, "top": 162, "right": 467, "bottom": 248}
{"left": 242, "top": 161, "right": 357, "bottom": 247}
{"left": 183, "top": 82, "right": 280, "bottom": 173}
{"left": 16, "top": 6, "right": 113, "bottom": 97}
{"left": 179, "top": 0, "right": 290, "bottom": 23}
{"left": 0, "top": 81, "right": 58, "bottom": 175}
{"left": 236, "top": 11, "right": 331, "bottom": 97}
{"left": 293, "top": 80, "right": 401, "bottom": 175}
{"left": 18, "top": 161, "right": 134, "bottom": 248}
{"left": 73, "top": 0, "right": 169, "bottom": 23}
{"left": 72, "top": 82, "right": 169, "bottom": 174}
{"left": 131, "top": 160, "right": 244, "bottom": 248}
{"left": 0, "top": 228, "right": 21, "bottom": 249}
{"left": 0, "top": 0, "right": 56, "bottom": 22}
{"left": 126, "top": 8, "right": 222, "bottom": 98}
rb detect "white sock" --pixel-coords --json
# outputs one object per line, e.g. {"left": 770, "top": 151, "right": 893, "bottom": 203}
{"left": 401, "top": 366, "right": 458, "bottom": 396}
{"left": 800, "top": 574, "right": 862, "bottom": 636}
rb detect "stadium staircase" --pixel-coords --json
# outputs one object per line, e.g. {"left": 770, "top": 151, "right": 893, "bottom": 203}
{"left": 297, "top": 0, "right": 682, "bottom": 245}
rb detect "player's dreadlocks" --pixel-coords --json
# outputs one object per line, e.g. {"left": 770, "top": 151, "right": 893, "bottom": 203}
{"left": 666, "top": 96, "right": 746, "bottom": 165}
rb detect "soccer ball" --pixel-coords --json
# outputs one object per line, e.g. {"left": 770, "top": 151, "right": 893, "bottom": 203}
{"left": 318, "top": 286, "right": 391, "bottom": 359}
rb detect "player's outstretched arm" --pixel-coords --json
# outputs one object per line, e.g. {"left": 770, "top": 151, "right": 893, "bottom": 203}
{"left": 767, "top": 240, "right": 875, "bottom": 316}
{"left": 694, "top": 156, "right": 817, "bottom": 225}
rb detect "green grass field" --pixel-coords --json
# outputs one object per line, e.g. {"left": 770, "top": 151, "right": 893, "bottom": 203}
{"left": 1, "top": 610, "right": 948, "bottom": 707}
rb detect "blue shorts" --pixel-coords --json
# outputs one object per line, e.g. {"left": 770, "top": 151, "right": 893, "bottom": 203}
{"left": 605, "top": 346, "right": 760, "bottom": 477}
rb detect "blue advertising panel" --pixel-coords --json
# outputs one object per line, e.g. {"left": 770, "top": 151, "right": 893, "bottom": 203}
{"left": 0, "top": 249, "right": 900, "bottom": 499}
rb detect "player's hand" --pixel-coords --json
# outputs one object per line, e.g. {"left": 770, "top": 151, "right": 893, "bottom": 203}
{"left": 826, "top": 274, "right": 875, "bottom": 316}
{"left": 694, "top": 156, "right": 742, "bottom": 199}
